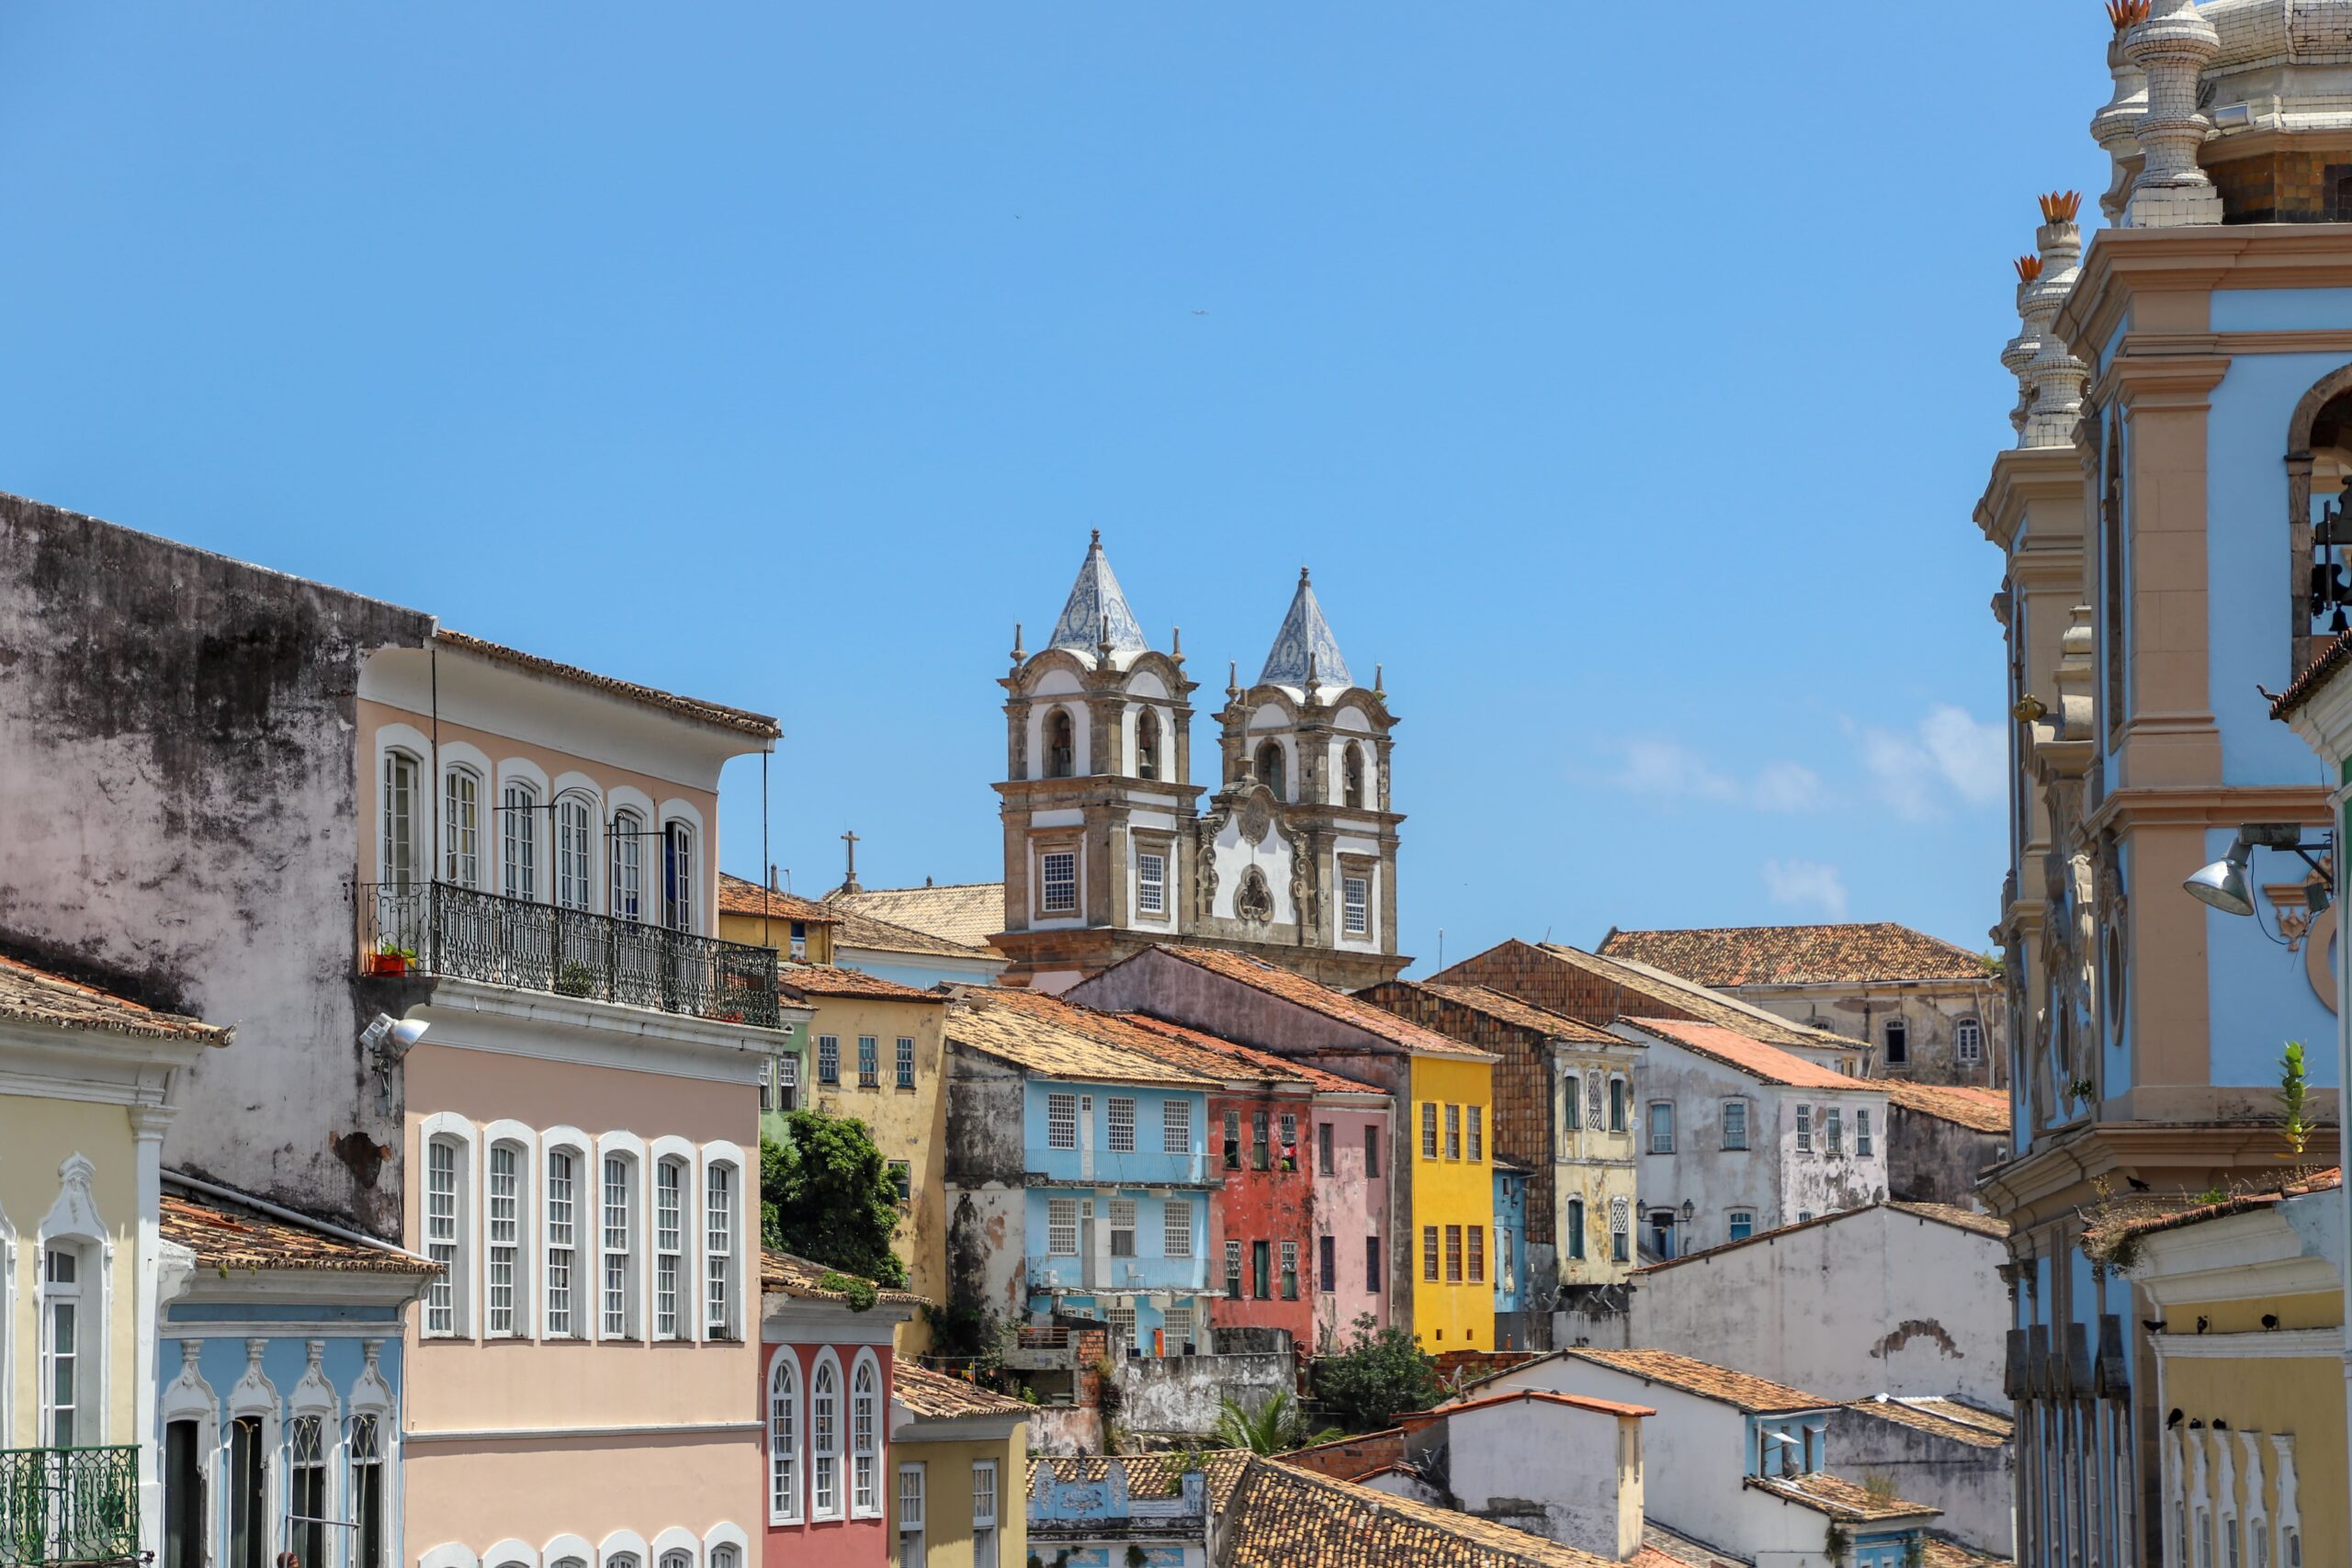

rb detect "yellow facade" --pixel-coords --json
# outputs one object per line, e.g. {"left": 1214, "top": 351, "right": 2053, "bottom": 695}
{"left": 800, "top": 993, "right": 950, "bottom": 1352}
{"left": 1406, "top": 1052, "right": 1497, "bottom": 1349}
{"left": 1552, "top": 1043, "right": 1640, "bottom": 1292}
{"left": 888, "top": 1427, "right": 1029, "bottom": 1568}
{"left": 0, "top": 1092, "right": 144, "bottom": 1451}
{"left": 716, "top": 907, "right": 836, "bottom": 965}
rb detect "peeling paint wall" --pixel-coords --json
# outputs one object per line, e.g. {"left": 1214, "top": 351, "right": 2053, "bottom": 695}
{"left": 1405, "top": 1401, "right": 1643, "bottom": 1561}
{"left": 0, "top": 492, "right": 431, "bottom": 1231}
{"left": 1826, "top": 1404, "right": 2015, "bottom": 1557}
{"left": 1113, "top": 1351, "right": 1290, "bottom": 1438}
{"left": 1885, "top": 1102, "right": 2004, "bottom": 1207}
{"left": 1626, "top": 1205, "right": 2008, "bottom": 1405}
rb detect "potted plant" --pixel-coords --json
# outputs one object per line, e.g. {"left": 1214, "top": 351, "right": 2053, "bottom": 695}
{"left": 368, "top": 942, "right": 416, "bottom": 977}
{"left": 555, "top": 961, "right": 596, "bottom": 998}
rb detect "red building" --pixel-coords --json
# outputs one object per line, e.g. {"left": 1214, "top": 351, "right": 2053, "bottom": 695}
{"left": 1111, "top": 1014, "right": 1384, "bottom": 1352}
{"left": 759, "top": 1251, "right": 922, "bottom": 1568}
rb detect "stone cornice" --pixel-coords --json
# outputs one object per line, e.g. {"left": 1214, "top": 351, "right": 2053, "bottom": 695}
{"left": 2088, "top": 353, "right": 2233, "bottom": 413}
{"left": 2061, "top": 224, "right": 2352, "bottom": 356}
{"left": 1977, "top": 446, "right": 2088, "bottom": 552}
{"left": 2084, "top": 781, "right": 2332, "bottom": 835}
{"left": 1981, "top": 1119, "right": 2342, "bottom": 1233}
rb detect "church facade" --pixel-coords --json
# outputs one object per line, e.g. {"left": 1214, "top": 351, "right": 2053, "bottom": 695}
{"left": 989, "top": 536, "right": 1408, "bottom": 994}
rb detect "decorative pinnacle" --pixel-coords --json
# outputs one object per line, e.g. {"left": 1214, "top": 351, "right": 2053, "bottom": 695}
{"left": 2014, "top": 254, "right": 2045, "bottom": 284}
{"left": 2106, "top": 0, "right": 2150, "bottom": 31}
{"left": 1091, "top": 527, "right": 1101, "bottom": 546}
{"left": 1099, "top": 614, "right": 1114, "bottom": 657}
{"left": 1373, "top": 662, "right": 1385, "bottom": 697}
{"left": 1171, "top": 625, "right": 1183, "bottom": 661}
{"left": 1011, "top": 622, "right": 1026, "bottom": 664}
{"left": 2039, "top": 189, "right": 2084, "bottom": 222}
{"left": 1305, "top": 650, "right": 1319, "bottom": 690}
{"left": 1300, "top": 566, "right": 1311, "bottom": 583}
{"left": 1227, "top": 659, "right": 1240, "bottom": 697}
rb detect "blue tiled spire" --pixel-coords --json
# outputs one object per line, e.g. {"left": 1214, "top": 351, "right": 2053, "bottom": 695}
{"left": 1047, "top": 531, "right": 1148, "bottom": 656}
{"left": 1257, "top": 568, "right": 1351, "bottom": 689}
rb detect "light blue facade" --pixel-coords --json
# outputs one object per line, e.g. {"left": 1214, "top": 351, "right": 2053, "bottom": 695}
{"left": 1020, "top": 1080, "right": 1209, "bottom": 1187}
{"left": 1491, "top": 1167, "right": 1528, "bottom": 1315}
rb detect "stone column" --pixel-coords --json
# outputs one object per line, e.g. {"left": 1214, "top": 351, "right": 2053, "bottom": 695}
{"left": 2025, "top": 198, "right": 2089, "bottom": 449}
{"left": 2123, "top": 0, "right": 2224, "bottom": 227}
{"left": 2091, "top": 17, "right": 2149, "bottom": 222}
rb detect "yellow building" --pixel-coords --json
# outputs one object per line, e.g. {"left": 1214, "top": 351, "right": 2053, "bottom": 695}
{"left": 1407, "top": 1051, "right": 1498, "bottom": 1349}
{"left": 2113, "top": 1173, "right": 2344, "bottom": 1568}
{"left": 887, "top": 1363, "right": 1029, "bottom": 1568}
{"left": 0, "top": 953, "right": 227, "bottom": 1566}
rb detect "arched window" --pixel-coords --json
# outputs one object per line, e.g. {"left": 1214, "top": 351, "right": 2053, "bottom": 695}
{"left": 708, "top": 1551, "right": 738, "bottom": 1568}
{"left": 600, "top": 1152, "right": 639, "bottom": 1339}
{"left": 1045, "top": 709, "right": 1075, "bottom": 779}
{"left": 851, "top": 1352, "right": 882, "bottom": 1517}
{"left": 444, "top": 766, "right": 484, "bottom": 887}
{"left": 662, "top": 820, "right": 696, "bottom": 932}
{"left": 502, "top": 780, "right": 539, "bottom": 901}
{"left": 1342, "top": 743, "right": 1364, "bottom": 808}
{"left": 40, "top": 1242, "right": 92, "bottom": 1444}
{"left": 1136, "top": 709, "right": 1161, "bottom": 781}
{"left": 659, "top": 1553, "right": 691, "bottom": 1568}
{"left": 610, "top": 809, "right": 645, "bottom": 923}
{"left": 705, "top": 1156, "right": 739, "bottom": 1338}
{"left": 2296, "top": 374, "right": 2352, "bottom": 673}
{"left": 1254, "top": 740, "right": 1286, "bottom": 800}
{"left": 485, "top": 1139, "right": 530, "bottom": 1337}
{"left": 544, "top": 1141, "right": 582, "bottom": 1338}
{"left": 811, "top": 1354, "right": 842, "bottom": 1519}
{"left": 422, "top": 1125, "right": 470, "bottom": 1337}
{"left": 382, "top": 750, "right": 424, "bottom": 888}
{"left": 556, "top": 794, "right": 595, "bottom": 910}
{"left": 1883, "top": 1018, "right": 1908, "bottom": 1066}
{"left": 768, "top": 1351, "right": 802, "bottom": 1524}
{"left": 1955, "top": 1017, "right": 1984, "bottom": 1065}
{"left": 345, "top": 1345, "right": 393, "bottom": 1568}
{"left": 654, "top": 1156, "right": 689, "bottom": 1341}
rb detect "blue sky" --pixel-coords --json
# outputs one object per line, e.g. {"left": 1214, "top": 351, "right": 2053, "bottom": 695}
{"left": 0, "top": 5, "right": 2111, "bottom": 970}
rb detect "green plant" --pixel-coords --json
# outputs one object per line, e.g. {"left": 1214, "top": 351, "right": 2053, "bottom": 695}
{"left": 1308, "top": 1314, "right": 1444, "bottom": 1432}
{"left": 2197, "top": 1185, "right": 2228, "bottom": 1206}
{"left": 2280, "top": 1042, "right": 2313, "bottom": 1158}
{"left": 760, "top": 1111, "right": 908, "bottom": 1288}
{"left": 1824, "top": 1522, "right": 1851, "bottom": 1565}
{"left": 1861, "top": 1471, "right": 1896, "bottom": 1501}
{"left": 1211, "top": 1390, "right": 1341, "bottom": 1454}
{"left": 816, "top": 1270, "right": 879, "bottom": 1312}
{"left": 1091, "top": 1356, "right": 1124, "bottom": 1420}
{"left": 1026, "top": 1555, "right": 1044, "bottom": 1568}
{"left": 554, "top": 961, "right": 596, "bottom": 998}
{"left": 376, "top": 940, "right": 417, "bottom": 961}
{"left": 1125, "top": 1547, "right": 1148, "bottom": 1568}
{"left": 1903, "top": 1536, "right": 1926, "bottom": 1568}
{"left": 2066, "top": 1077, "right": 2097, "bottom": 1103}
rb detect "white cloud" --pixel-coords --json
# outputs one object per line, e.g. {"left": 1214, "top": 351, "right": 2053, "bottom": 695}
{"left": 1601, "top": 739, "right": 1824, "bottom": 814}
{"left": 1853, "top": 705, "right": 2006, "bottom": 820}
{"left": 1761, "top": 859, "right": 1850, "bottom": 919}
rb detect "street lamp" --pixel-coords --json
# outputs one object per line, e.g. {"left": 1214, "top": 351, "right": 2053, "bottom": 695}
{"left": 2182, "top": 824, "right": 2333, "bottom": 919}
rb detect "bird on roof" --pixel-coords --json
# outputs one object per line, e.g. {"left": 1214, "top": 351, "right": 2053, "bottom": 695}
{"left": 2165, "top": 1408, "right": 2185, "bottom": 1429}
{"left": 2189, "top": 1419, "right": 2205, "bottom": 1429}
{"left": 2126, "top": 1173, "right": 2152, "bottom": 1192}
{"left": 2143, "top": 1318, "right": 2166, "bottom": 1335}
{"left": 2213, "top": 1418, "right": 2230, "bottom": 1431}
{"left": 2262, "top": 1313, "right": 2281, "bottom": 1330}
{"left": 2197, "top": 1315, "right": 2211, "bottom": 1334}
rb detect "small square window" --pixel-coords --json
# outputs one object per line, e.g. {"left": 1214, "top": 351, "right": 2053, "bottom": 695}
{"left": 1342, "top": 875, "right": 1371, "bottom": 936}
{"left": 1040, "top": 850, "right": 1078, "bottom": 915}
{"left": 1047, "top": 1093, "right": 1078, "bottom": 1151}
{"left": 1137, "top": 852, "right": 1167, "bottom": 918}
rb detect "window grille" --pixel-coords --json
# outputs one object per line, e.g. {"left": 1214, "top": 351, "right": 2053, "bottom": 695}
{"left": 425, "top": 1139, "right": 458, "bottom": 1336}
{"left": 1048, "top": 1093, "right": 1078, "bottom": 1150}
{"left": 1040, "top": 851, "right": 1078, "bottom": 914}
{"left": 487, "top": 1144, "right": 521, "bottom": 1336}
{"left": 1047, "top": 1199, "right": 1080, "bottom": 1256}
{"left": 1138, "top": 852, "right": 1167, "bottom": 916}
{"left": 656, "top": 1158, "right": 684, "bottom": 1339}
{"left": 1109, "top": 1199, "right": 1136, "bottom": 1258}
{"left": 818, "top": 1035, "right": 840, "bottom": 1086}
{"left": 1162, "top": 1199, "right": 1193, "bottom": 1258}
{"left": 1342, "top": 876, "right": 1370, "bottom": 935}
{"left": 1107, "top": 1098, "right": 1136, "bottom": 1152}
{"left": 1162, "top": 1099, "right": 1191, "bottom": 1154}
{"left": 896, "top": 1037, "right": 916, "bottom": 1089}
{"left": 546, "top": 1149, "right": 576, "bottom": 1336}
{"left": 708, "top": 1162, "right": 737, "bottom": 1337}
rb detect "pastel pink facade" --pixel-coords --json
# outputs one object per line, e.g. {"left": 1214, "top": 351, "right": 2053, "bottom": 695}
{"left": 1312, "top": 1099, "right": 1391, "bottom": 1345}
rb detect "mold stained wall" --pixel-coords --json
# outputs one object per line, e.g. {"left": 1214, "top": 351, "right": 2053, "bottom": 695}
{"left": 2200, "top": 340, "right": 2346, "bottom": 1091}
{"left": 1203, "top": 1089, "right": 1314, "bottom": 1347}
{"left": 942, "top": 1046, "right": 1032, "bottom": 1327}
{"left": 1309, "top": 1102, "right": 1389, "bottom": 1342}
{"left": 0, "top": 493, "right": 433, "bottom": 1232}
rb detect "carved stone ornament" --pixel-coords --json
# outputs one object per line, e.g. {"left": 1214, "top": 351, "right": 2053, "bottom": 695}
{"left": 2095, "top": 834, "right": 2130, "bottom": 1043}
{"left": 1236, "top": 866, "right": 1275, "bottom": 925}
{"left": 1194, "top": 808, "right": 1229, "bottom": 919}
{"left": 1239, "top": 792, "right": 1273, "bottom": 848}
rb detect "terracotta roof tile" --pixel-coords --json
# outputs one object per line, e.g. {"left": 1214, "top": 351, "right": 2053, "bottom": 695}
{"left": 831, "top": 884, "right": 1005, "bottom": 950}
{"left": 778, "top": 964, "right": 944, "bottom": 1003}
{"left": 1598, "top": 923, "right": 1995, "bottom": 987}
{"left": 1743, "top": 1472, "right": 1939, "bottom": 1523}
{"left": 1419, "top": 1388, "right": 1655, "bottom": 1422}
{"left": 1153, "top": 945, "right": 1495, "bottom": 1060}
{"left": 1920, "top": 1539, "right": 2014, "bottom": 1568}
{"left": 2091, "top": 1168, "right": 2343, "bottom": 1250}
{"left": 1560, "top": 1348, "right": 1833, "bottom": 1415}
{"left": 826, "top": 898, "right": 1001, "bottom": 961}
{"left": 1620, "top": 1019, "right": 1865, "bottom": 1089}
{"left": 1848, "top": 1396, "right": 2013, "bottom": 1449}
{"left": 946, "top": 987, "right": 1217, "bottom": 1088}
{"left": 162, "top": 1188, "right": 435, "bottom": 1275}
{"left": 433, "top": 629, "right": 778, "bottom": 739}
{"left": 2273, "top": 626, "right": 2352, "bottom": 720}
{"left": 1885, "top": 1200, "right": 2009, "bottom": 1239}
{"left": 1111, "top": 1013, "right": 1387, "bottom": 1097}
{"left": 890, "top": 1360, "right": 1029, "bottom": 1421}
{"left": 758, "top": 1248, "right": 926, "bottom": 1307}
{"left": 1881, "top": 1080, "right": 2010, "bottom": 1134}
{"left": 1493, "top": 943, "right": 1864, "bottom": 1053}
{"left": 1029, "top": 1451, "right": 1251, "bottom": 1512}
{"left": 1222, "top": 1457, "right": 1621, "bottom": 1568}
{"left": 718, "top": 874, "right": 841, "bottom": 925}
{"left": 1638, "top": 1522, "right": 1751, "bottom": 1568}
{"left": 1390, "top": 982, "right": 1623, "bottom": 1044}
{"left": 0, "top": 953, "right": 231, "bottom": 1044}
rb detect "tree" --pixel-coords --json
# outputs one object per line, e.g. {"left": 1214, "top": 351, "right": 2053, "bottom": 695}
{"left": 761, "top": 1109, "right": 908, "bottom": 1288}
{"left": 1211, "top": 1391, "right": 1340, "bottom": 1455}
{"left": 1308, "top": 1314, "right": 1443, "bottom": 1432}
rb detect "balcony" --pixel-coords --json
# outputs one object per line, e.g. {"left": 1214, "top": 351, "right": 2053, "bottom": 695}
{"left": 356, "top": 882, "right": 781, "bottom": 1030}
{"left": 1025, "top": 1256, "right": 1207, "bottom": 1294}
{"left": 0, "top": 1446, "right": 139, "bottom": 1567}
{"left": 1022, "top": 1149, "right": 1210, "bottom": 1187}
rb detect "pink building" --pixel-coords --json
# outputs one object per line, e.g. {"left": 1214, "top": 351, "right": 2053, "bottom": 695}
{"left": 759, "top": 1253, "right": 922, "bottom": 1568}
{"left": 1310, "top": 1091, "right": 1392, "bottom": 1344}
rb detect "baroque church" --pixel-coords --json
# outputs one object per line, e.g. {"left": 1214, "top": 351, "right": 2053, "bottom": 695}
{"left": 987, "top": 534, "right": 1407, "bottom": 993}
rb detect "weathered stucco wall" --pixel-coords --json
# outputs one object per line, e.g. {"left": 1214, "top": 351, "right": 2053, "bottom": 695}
{"left": 1626, "top": 1205, "right": 2007, "bottom": 1405}
{"left": 1885, "top": 1102, "right": 2003, "bottom": 1207}
{"left": 1113, "top": 1351, "right": 1291, "bottom": 1438}
{"left": 0, "top": 492, "right": 432, "bottom": 1232}
{"left": 1409, "top": 1402, "right": 1642, "bottom": 1561}
{"left": 1826, "top": 1403, "right": 2014, "bottom": 1556}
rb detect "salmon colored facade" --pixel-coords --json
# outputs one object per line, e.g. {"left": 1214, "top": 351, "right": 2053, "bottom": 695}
{"left": 759, "top": 1260, "right": 922, "bottom": 1568}
{"left": 1204, "top": 1087, "right": 1316, "bottom": 1345}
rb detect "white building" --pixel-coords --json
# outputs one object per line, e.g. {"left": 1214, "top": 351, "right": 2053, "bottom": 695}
{"left": 1625, "top": 1201, "right": 2011, "bottom": 1408}
{"left": 1608, "top": 1019, "right": 1890, "bottom": 1258}
{"left": 1465, "top": 1348, "right": 1940, "bottom": 1568}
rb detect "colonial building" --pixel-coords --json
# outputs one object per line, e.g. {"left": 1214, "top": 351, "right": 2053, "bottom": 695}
{"left": 1596, "top": 923, "right": 2007, "bottom": 1088}
{"left": 1970, "top": 6, "right": 2352, "bottom": 1563}
{"left": 989, "top": 536, "right": 1406, "bottom": 993}
{"left": 886, "top": 1363, "right": 1029, "bottom": 1568}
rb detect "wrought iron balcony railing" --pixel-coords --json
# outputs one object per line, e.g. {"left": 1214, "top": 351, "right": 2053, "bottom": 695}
{"left": 356, "top": 881, "right": 781, "bottom": 1030}
{"left": 0, "top": 1446, "right": 139, "bottom": 1567}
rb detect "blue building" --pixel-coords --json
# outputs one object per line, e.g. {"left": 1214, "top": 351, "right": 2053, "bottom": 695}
{"left": 157, "top": 1177, "right": 435, "bottom": 1568}
{"left": 943, "top": 988, "right": 1217, "bottom": 1359}
{"left": 1490, "top": 1161, "right": 1531, "bottom": 1348}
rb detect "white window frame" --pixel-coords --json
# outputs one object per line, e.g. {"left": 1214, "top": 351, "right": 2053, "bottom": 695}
{"left": 1883, "top": 1017, "right": 1908, "bottom": 1064}
{"left": 1826, "top": 1107, "right": 1843, "bottom": 1156}
{"left": 419, "top": 1114, "right": 477, "bottom": 1338}
{"left": 443, "top": 764, "right": 485, "bottom": 888}
{"left": 1728, "top": 1210, "right": 1756, "bottom": 1242}
{"left": 1464, "top": 1106, "right": 1481, "bottom": 1163}
{"left": 1039, "top": 849, "right": 1078, "bottom": 915}
{"left": 345, "top": 1346, "right": 395, "bottom": 1568}
{"left": 555, "top": 790, "right": 597, "bottom": 911}
{"left": 610, "top": 807, "right": 647, "bottom": 922}
{"left": 1722, "top": 1099, "right": 1748, "bottom": 1151}
{"left": 1161, "top": 1099, "right": 1190, "bottom": 1155}
{"left": 1956, "top": 1016, "right": 1983, "bottom": 1064}
{"left": 482, "top": 1122, "right": 538, "bottom": 1339}
{"left": 651, "top": 1145, "right": 693, "bottom": 1342}
{"left": 1106, "top": 1097, "right": 1137, "bottom": 1153}
{"left": 598, "top": 1529, "right": 649, "bottom": 1568}
{"left": 1047, "top": 1198, "right": 1080, "bottom": 1257}
{"left": 662, "top": 817, "right": 698, "bottom": 933}
{"left": 501, "top": 776, "right": 541, "bottom": 902}
{"left": 285, "top": 1346, "right": 340, "bottom": 1568}
{"left": 850, "top": 1348, "right": 884, "bottom": 1518}
{"left": 1137, "top": 850, "right": 1167, "bottom": 918}
{"left": 223, "top": 1342, "right": 281, "bottom": 1568}
{"left": 809, "top": 1349, "right": 843, "bottom": 1521}
{"left": 648, "top": 1528, "right": 695, "bottom": 1568}
{"left": 541, "top": 1127, "right": 593, "bottom": 1339}
{"left": 1857, "top": 1108, "right": 1873, "bottom": 1156}
{"left": 596, "top": 1134, "right": 645, "bottom": 1341}
{"left": 703, "top": 1143, "right": 747, "bottom": 1339}
{"left": 857, "top": 1035, "right": 879, "bottom": 1089}
{"left": 767, "top": 1348, "right": 802, "bottom": 1525}
{"left": 40, "top": 1242, "right": 87, "bottom": 1447}
{"left": 381, "top": 747, "right": 424, "bottom": 888}
{"left": 1108, "top": 1199, "right": 1137, "bottom": 1258}
{"left": 1342, "top": 874, "right": 1371, "bottom": 936}
{"left": 700, "top": 1527, "right": 746, "bottom": 1568}
{"left": 898, "top": 1463, "right": 927, "bottom": 1568}
{"left": 817, "top": 1034, "right": 841, "bottom": 1086}
{"left": 1647, "top": 1100, "right": 1674, "bottom": 1155}
{"left": 1047, "top": 1092, "right": 1078, "bottom": 1151}
{"left": 1163, "top": 1198, "right": 1193, "bottom": 1258}
{"left": 1795, "top": 1103, "right": 1813, "bottom": 1153}
{"left": 972, "top": 1460, "right": 999, "bottom": 1568}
